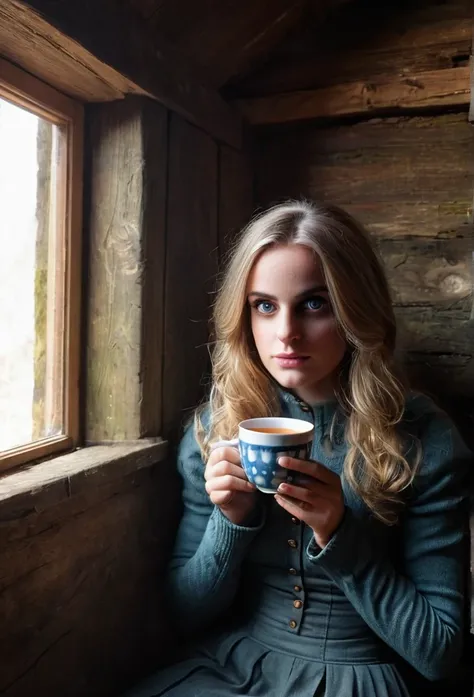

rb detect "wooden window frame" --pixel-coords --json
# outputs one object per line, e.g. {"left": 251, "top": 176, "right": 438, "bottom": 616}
{"left": 0, "top": 59, "right": 83, "bottom": 471}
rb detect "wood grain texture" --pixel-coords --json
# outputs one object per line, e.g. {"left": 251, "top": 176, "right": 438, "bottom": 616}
{"left": 229, "top": 0, "right": 472, "bottom": 97}
{"left": 85, "top": 97, "right": 167, "bottom": 442}
{"left": 0, "top": 1, "right": 129, "bottom": 102}
{"left": 218, "top": 143, "right": 255, "bottom": 262}
{"left": 236, "top": 67, "right": 471, "bottom": 124}
{"left": 0, "top": 461, "right": 181, "bottom": 697}
{"left": 139, "top": 103, "right": 169, "bottom": 437}
{"left": 380, "top": 235, "right": 473, "bottom": 306}
{"left": 163, "top": 114, "right": 218, "bottom": 439}
{"left": 1, "top": 0, "right": 242, "bottom": 147}
{"left": 256, "top": 113, "right": 474, "bottom": 238}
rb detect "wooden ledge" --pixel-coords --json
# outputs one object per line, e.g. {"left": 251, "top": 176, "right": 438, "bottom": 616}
{"left": 0, "top": 439, "right": 168, "bottom": 520}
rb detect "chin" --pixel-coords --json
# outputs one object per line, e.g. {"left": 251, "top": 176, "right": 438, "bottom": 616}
{"left": 271, "top": 369, "right": 313, "bottom": 391}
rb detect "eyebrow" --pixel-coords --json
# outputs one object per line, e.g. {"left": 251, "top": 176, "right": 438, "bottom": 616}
{"left": 247, "top": 285, "right": 328, "bottom": 301}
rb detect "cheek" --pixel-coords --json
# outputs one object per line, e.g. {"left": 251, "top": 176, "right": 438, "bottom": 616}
{"left": 310, "top": 319, "right": 346, "bottom": 359}
{"left": 251, "top": 317, "right": 269, "bottom": 349}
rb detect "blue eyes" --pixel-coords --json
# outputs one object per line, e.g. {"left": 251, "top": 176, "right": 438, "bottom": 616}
{"left": 253, "top": 297, "right": 326, "bottom": 314}
{"left": 256, "top": 301, "right": 275, "bottom": 314}
{"left": 305, "top": 297, "right": 324, "bottom": 311}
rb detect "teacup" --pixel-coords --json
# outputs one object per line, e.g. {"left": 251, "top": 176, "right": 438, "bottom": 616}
{"left": 212, "top": 417, "right": 314, "bottom": 494}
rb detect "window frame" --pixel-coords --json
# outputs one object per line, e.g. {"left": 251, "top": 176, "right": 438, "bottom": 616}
{"left": 0, "top": 59, "right": 83, "bottom": 471}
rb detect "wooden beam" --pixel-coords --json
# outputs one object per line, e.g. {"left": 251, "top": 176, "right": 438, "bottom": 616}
{"left": 85, "top": 97, "right": 168, "bottom": 443}
{"left": 236, "top": 67, "right": 471, "bottom": 125}
{"left": 1, "top": 0, "right": 242, "bottom": 147}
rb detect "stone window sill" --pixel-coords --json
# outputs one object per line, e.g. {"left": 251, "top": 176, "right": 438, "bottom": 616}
{"left": 0, "top": 439, "right": 168, "bottom": 519}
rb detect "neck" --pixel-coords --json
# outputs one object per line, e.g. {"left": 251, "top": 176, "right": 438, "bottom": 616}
{"left": 294, "top": 377, "right": 338, "bottom": 405}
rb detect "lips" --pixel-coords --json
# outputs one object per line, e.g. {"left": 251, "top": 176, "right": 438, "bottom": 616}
{"left": 274, "top": 353, "right": 310, "bottom": 368}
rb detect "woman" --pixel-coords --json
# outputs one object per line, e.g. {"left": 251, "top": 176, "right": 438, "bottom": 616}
{"left": 127, "top": 200, "right": 470, "bottom": 696}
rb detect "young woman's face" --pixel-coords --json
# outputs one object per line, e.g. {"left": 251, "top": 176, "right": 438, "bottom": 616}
{"left": 247, "top": 244, "right": 347, "bottom": 404}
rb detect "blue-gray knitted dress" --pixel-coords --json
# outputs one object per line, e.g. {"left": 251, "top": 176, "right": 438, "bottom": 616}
{"left": 125, "top": 392, "right": 469, "bottom": 697}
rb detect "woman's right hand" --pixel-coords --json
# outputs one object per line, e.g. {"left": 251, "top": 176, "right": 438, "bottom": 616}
{"left": 204, "top": 446, "right": 257, "bottom": 526}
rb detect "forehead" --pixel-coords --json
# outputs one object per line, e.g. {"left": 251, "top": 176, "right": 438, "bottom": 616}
{"left": 247, "top": 244, "right": 325, "bottom": 293}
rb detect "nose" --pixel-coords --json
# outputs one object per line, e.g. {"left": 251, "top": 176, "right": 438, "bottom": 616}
{"left": 276, "top": 308, "right": 301, "bottom": 344}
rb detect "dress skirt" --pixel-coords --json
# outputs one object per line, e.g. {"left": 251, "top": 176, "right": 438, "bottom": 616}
{"left": 123, "top": 626, "right": 410, "bottom": 697}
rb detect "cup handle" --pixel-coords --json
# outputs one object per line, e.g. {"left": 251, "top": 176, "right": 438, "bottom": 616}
{"left": 210, "top": 438, "right": 239, "bottom": 451}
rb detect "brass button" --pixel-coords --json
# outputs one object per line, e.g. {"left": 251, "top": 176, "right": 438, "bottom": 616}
{"left": 293, "top": 599, "right": 303, "bottom": 609}
{"left": 288, "top": 539, "right": 298, "bottom": 549}
{"left": 289, "top": 568, "right": 297, "bottom": 575}
{"left": 294, "top": 585, "right": 302, "bottom": 593}
{"left": 291, "top": 517, "right": 300, "bottom": 525}
{"left": 289, "top": 620, "right": 297, "bottom": 629}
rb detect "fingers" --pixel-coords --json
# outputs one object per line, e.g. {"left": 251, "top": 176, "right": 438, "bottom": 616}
{"left": 207, "top": 446, "right": 241, "bottom": 468}
{"left": 277, "top": 481, "right": 314, "bottom": 504}
{"left": 274, "top": 493, "right": 308, "bottom": 521}
{"left": 205, "top": 475, "right": 255, "bottom": 496}
{"left": 278, "top": 456, "right": 337, "bottom": 485}
{"left": 205, "top": 460, "right": 248, "bottom": 482}
{"left": 210, "top": 490, "right": 235, "bottom": 506}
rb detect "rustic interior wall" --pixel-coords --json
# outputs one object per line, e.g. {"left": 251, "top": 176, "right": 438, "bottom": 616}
{"left": 0, "top": 462, "right": 181, "bottom": 697}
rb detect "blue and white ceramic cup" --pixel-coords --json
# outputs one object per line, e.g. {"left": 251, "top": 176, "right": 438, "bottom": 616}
{"left": 212, "top": 417, "right": 314, "bottom": 494}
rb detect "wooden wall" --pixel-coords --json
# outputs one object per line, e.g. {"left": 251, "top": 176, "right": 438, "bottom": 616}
{"left": 162, "top": 118, "right": 254, "bottom": 439}
{"left": 85, "top": 98, "right": 254, "bottom": 444}
{"left": 254, "top": 0, "right": 474, "bottom": 442}
{"left": 0, "top": 463, "right": 181, "bottom": 697}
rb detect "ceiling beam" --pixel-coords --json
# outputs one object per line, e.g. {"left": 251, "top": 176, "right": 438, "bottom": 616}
{"left": 1, "top": 0, "right": 242, "bottom": 147}
{"left": 235, "top": 67, "right": 471, "bottom": 125}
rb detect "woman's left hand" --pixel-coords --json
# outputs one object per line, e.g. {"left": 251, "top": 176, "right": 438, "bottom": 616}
{"left": 275, "top": 457, "right": 345, "bottom": 549}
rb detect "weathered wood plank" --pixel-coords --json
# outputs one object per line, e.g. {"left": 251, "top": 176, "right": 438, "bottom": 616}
{"left": 395, "top": 306, "right": 473, "bottom": 355}
{"left": 395, "top": 305, "right": 474, "bottom": 443}
{"left": 0, "top": 4, "right": 127, "bottom": 101}
{"left": 0, "top": 463, "right": 181, "bottom": 697}
{"left": 0, "top": 440, "right": 168, "bottom": 522}
{"left": 1, "top": 0, "right": 242, "bottom": 147}
{"left": 256, "top": 113, "right": 474, "bottom": 238}
{"left": 163, "top": 114, "right": 218, "bottom": 439}
{"left": 380, "top": 235, "right": 473, "bottom": 307}
{"left": 139, "top": 105, "right": 169, "bottom": 438}
{"left": 85, "top": 97, "right": 167, "bottom": 443}
{"left": 218, "top": 143, "right": 254, "bottom": 262}
{"left": 229, "top": 0, "right": 472, "bottom": 97}
{"left": 236, "top": 67, "right": 471, "bottom": 125}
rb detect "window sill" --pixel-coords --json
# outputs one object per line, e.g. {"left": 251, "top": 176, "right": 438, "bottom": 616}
{"left": 0, "top": 439, "right": 168, "bottom": 519}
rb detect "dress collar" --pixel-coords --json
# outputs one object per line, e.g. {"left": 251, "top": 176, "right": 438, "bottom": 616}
{"left": 278, "top": 388, "right": 341, "bottom": 428}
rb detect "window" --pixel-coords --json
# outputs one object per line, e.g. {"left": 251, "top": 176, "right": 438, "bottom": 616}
{"left": 0, "top": 60, "right": 83, "bottom": 471}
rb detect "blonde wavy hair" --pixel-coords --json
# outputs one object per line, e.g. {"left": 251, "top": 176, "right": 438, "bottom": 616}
{"left": 196, "top": 200, "right": 417, "bottom": 524}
